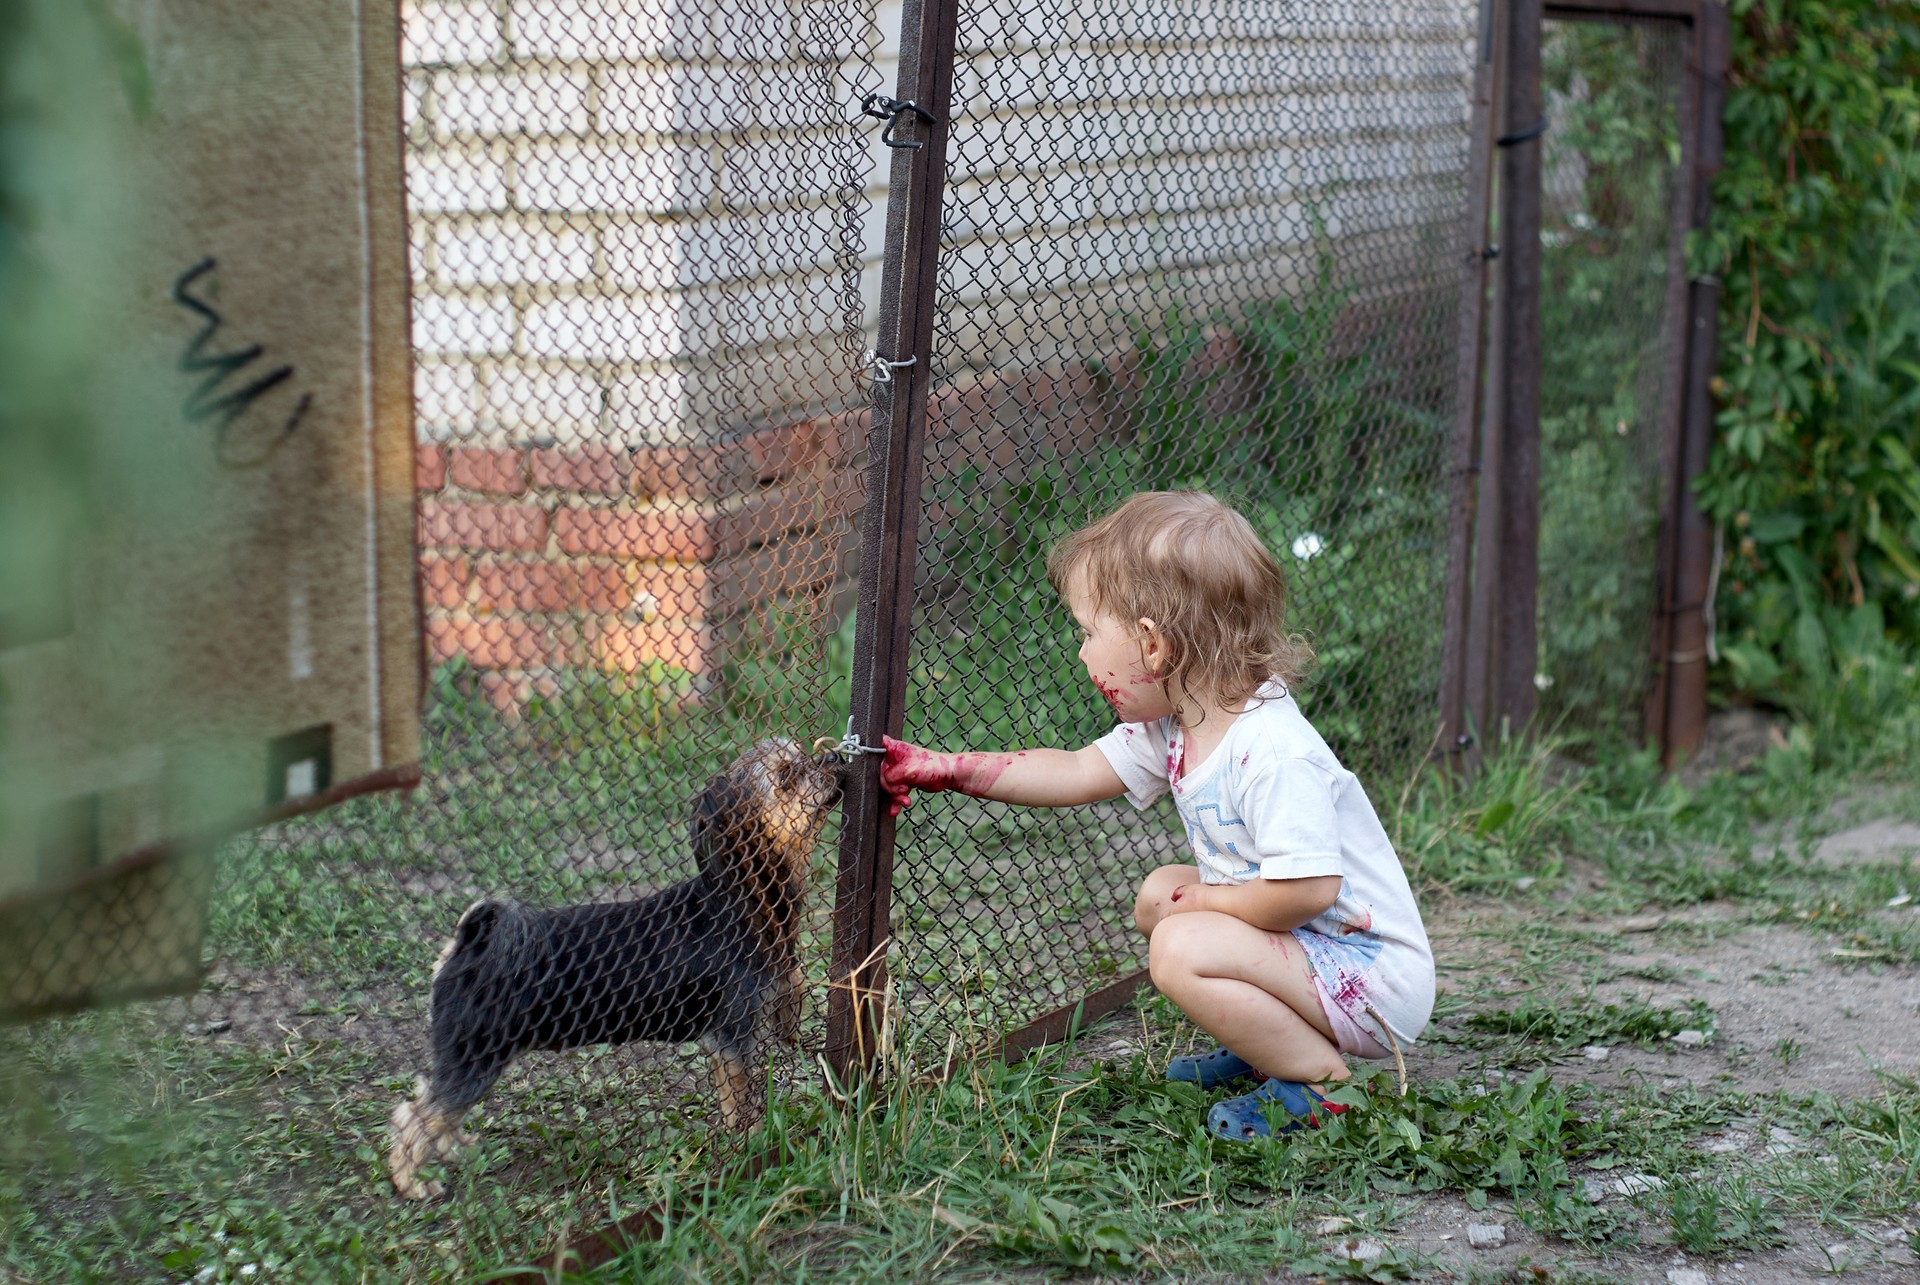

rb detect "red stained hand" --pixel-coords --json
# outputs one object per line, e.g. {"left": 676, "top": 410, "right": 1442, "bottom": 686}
{"left": 879, "top": 735, "right": 955, "bottom": 818}
{"left": 879, "top": 737, "right": 1017, "bottom": 817}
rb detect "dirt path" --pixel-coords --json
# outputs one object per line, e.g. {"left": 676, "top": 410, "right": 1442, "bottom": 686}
{"left": 1326, "top": 810, "right": 1920, "bottom": 1285}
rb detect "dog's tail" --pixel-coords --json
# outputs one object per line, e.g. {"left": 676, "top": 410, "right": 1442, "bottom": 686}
{"left": 428, "top": 898, "right": 545, "bottom": 1111}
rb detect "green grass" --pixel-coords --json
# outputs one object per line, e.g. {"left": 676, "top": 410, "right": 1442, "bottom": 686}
{"left": 7, "top": 645, "right": 1920, "bottom": 1280}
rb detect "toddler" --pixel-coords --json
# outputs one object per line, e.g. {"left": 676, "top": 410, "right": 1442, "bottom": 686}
{"left": 880, "top": 490, "right": 1433, "bottom": 1140}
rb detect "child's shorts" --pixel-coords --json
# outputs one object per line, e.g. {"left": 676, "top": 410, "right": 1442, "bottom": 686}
{"left": 1290, "top": 927, "right": 1412, "bottom": 1060}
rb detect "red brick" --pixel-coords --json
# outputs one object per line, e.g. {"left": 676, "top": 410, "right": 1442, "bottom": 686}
{"left": 631, "top": 562, "right": 709, "bottom": 620}
{"left": 714, "top": 470, "right": 858, "bottom": 556}
{"left": 590, "top": 619, "right": 715, "bottom": 675}
{"left": 416, "top": 443, "right": 447, "bottom": 492}
{"left": 645, "top": 444, "right": 762, "bottom": 501}
{"left": 426, "top": 611, "right": 559, "bottom": 669}
{"left": 448, "top": 446, "right": 528, "bottom": 495}
{"left": 813, "top": 407, "right": 873, "bottom": 465}
{"left": 741, "top": 420, "right": 824, "bottom": 487}
{"left": 1020, "top": 367, "right": 1108, "bottom": 454}
{"left": 418, "top": 499, "right": 550, "bottom": 552}
{"left": 1092, "top": 344, "right": 1147, "bottom": 436}
{"left": 529, "top": 444, "right": 632, "bottom": 496}
{"left": 1190, "top": 324, "right": 1243, "bottom": 381}
{"left": 418, "top": 554, "right": 472, "bottom": 609}
{"left": 551, "top": 503, "right": 718, "bottom": 560}
{"left": 473, "top": 560, "right": 667, "bottom": 615}
{"left": 477, "top": 670, "right": 529, "bottom": 718}
{"left": 926, "top": 373, "right": 1007, "bottom": 441}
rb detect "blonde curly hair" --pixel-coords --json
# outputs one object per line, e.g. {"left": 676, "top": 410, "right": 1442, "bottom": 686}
{"left": 1046, "top": 490, "right": 1314, "bottom": 717}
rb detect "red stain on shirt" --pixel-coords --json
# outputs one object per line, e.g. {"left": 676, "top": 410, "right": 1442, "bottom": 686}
{"left": 1326, "top": 967, "right": 1368, "bottom": 1009}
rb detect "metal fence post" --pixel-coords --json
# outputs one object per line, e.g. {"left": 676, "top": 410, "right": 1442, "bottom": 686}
{"left": 1493, "top": 0, "right": 1545, "bottom": 741}
{"left": 1653, "top": 0, "right": 1729, "bottom": 763}
{"left": 822, "top": 0, "right": 963, "bottom": 1086}
{"left": 1440, "top": 0, "right": 1507, "bottom": 771}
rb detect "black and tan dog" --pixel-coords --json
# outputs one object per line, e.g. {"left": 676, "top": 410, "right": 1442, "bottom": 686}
{"left": 388, "top": 738, "right": 842, "bottom": 1200}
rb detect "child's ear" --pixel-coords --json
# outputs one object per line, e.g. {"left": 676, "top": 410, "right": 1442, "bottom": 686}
{"left": 1136, "top": 617, "right": 1170, "bottom": 672}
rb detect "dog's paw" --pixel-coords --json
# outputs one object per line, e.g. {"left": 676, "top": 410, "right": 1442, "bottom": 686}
{"left": 391, "top": 1167, "right": 447, "bottom": 1201}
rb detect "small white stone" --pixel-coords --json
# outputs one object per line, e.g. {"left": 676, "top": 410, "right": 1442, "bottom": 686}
{"left": 1313, "top": 1216, "right": 1352, "bottom": 1236}
{"left": 1582, "top": 1177, "right": 1609, "bottom": 1202}
{"left": 1621, "top": 914, "right": 1666, "bottom": 932}
{"left": 1767, "top": 1125, "right": 1801, "bottom": 1154}
{"left": 1666, "top": 1270, "right": 1711, "bottom": 1285}
{"left": 1612, "top": 1173, "right": 1666, "bottom": 1197}
{"left": 1467, "top": 1223, "right": 1507, "bottom": 1249}
{"left": 1671, "top": 1029, "right": 1708, "bottom": 1047}
{"left": 1514, "top": 876, "right": 1537, "bottom": 891}
{"left": 1701, "top": 1133, "right": 1746, "bottom": 1154}
{"left": 1583, "top": 1045, "right": 1611, "bottom": 1061}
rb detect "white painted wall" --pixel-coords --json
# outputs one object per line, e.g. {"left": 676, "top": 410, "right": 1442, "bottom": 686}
{"left": 402, "top": 0, "right": 1471, "bottom": 449}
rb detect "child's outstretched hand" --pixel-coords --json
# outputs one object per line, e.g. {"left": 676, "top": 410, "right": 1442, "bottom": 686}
{"left": 879, "top": 735, "right": 958, "bottom": 818}
{"left": 881, "top": 737, "right": 1025, "bottom": 817}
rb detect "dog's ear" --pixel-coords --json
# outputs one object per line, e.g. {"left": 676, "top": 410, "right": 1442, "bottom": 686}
{"left": 454, "top": 901, "right": 501, "bottom": 953}
{"left": 690, "top": 770, "right": 745, "bottom": 877}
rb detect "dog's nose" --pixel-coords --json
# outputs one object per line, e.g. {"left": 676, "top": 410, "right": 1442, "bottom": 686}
{"left": 811, "top": 751, "right": 850, "bottom": 804}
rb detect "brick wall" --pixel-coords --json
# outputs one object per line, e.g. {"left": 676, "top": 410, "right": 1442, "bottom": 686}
{"left": 399, "top": 0, "right": 1470, "bottom": 703}
{"left": 414, "top": 410, "right": 866, "bottom": 710}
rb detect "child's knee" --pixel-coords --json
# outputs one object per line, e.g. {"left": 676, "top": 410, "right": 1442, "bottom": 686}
{"left": 1134, "top": 866, "right": 1193, "bottom": 936}
{"left": 1146, "top": 912, "right": 1205, "bottom": 985}
{"left": 1132, "top": 885, "right": 1161, "bottom": 936}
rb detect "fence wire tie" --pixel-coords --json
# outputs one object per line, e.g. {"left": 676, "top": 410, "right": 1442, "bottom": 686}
{"left": 821, "top": 716, "right": 888, "bottom": 760}
{"left": 863, "top": 349, "right": 916, "bottom": 384}
{"left": 858, "top": 92, "right": 940, "bottom": 149}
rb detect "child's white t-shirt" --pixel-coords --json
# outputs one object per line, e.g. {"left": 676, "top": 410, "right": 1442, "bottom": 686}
{"left": 1094, "top": 682, "right": 1434, "bottom": 1045}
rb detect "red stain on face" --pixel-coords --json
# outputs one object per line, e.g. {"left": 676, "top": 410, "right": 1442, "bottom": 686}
{"left": 1091, "top": 673, "right": 1127, "bottom": 711}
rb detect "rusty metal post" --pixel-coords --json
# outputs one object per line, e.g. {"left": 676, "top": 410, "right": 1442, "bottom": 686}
{"left": 1492, "top": 0, "right": 1544, "bottom": 740}
{"left": 822, "top": 0, "right": 962, "bottom": 1085}
{"left": 1655, "top": 0, "right": 1729, "bottom": 764}
{"left": 1440, "top": 0, "right": 1507, "bottom": 771}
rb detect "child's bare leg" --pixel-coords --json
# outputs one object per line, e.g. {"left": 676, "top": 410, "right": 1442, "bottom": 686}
{"left": 1147, "top": 910, "right": 1347, "bottom": 1086}
{"left": 1133, "top": 865, "right": 1201, "bottom": 937}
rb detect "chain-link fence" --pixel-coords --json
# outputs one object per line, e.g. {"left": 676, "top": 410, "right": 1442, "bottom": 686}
{"left": 210, "top": 0, "right": 886, "bottom": 1212}
{"left": 1534, "top": 14, "right": 1688, "bottom": 745}
{"left": 3, "top": 0, "right": 1737, "bottom": 1272}
{"left": 14, "top": 0, "right": 1480, "bottom": 1231}
{"left": 875, "top": 0, "right": 1477, "bottom": 1050}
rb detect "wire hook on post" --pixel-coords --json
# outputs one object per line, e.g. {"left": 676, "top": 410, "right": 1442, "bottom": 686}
{"left": 859, "top": 92, "right": 940, "bottom": 149}
{"left": 863, "top": 349, "right": 917, "bottom": 385}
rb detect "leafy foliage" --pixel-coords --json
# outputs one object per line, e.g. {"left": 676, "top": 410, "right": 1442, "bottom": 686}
{"left": 1699, "top": 0, "right": 1920, "bottom": 689}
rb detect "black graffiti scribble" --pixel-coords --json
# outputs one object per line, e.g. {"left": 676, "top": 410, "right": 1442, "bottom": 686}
{"left": 172, "top": 257, "right": 311, "bottom": 467}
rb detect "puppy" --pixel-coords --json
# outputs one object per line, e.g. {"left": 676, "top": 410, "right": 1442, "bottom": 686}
{"left": 388, "top": 738, "right": 842, "bottom": 1200}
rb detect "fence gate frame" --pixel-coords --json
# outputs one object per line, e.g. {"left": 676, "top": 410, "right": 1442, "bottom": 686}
{"left": 1440, "top": 0, "right": 1729, "bottom": 768}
